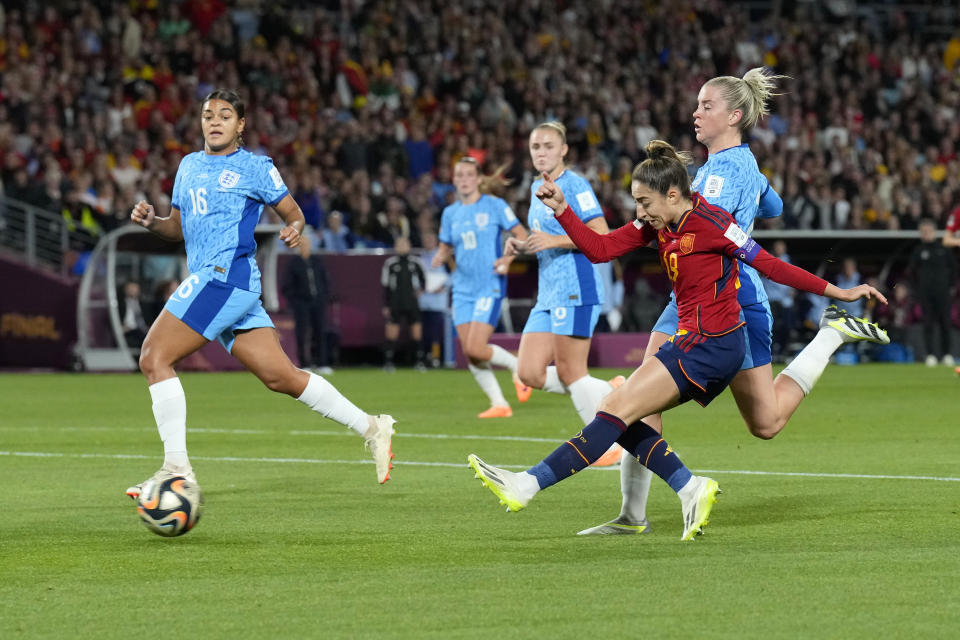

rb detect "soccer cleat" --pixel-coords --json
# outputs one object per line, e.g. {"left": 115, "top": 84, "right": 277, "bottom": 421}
{"left": 592, "top": 444, "right": 624, "bottom": 467}
{"left": 365, "top": 414, "right": 396, "bottom": 484}
{"left": 577, "top": 516, "right": 651, "bottom": 536}
{"left": 126, "top": 464, "right": 196, "bottom": 501}
{"left": 467, "top": 454, "right": 530, "bottom": 512}
{"left": 819, "top": 305, "right": 889, "bottom": 344}
{"left": 513, "top": 373, "right": 532, "bottom": 403}
{"left": 478, "top": 405, "right": 513, "bottom": 419}
{"left": 680, "top": 476, "right": 721, "bottom": 541}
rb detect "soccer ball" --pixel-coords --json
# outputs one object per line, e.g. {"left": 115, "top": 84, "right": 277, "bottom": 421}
{"left": 136, "top": 475, "right": 203, "bottom": 537}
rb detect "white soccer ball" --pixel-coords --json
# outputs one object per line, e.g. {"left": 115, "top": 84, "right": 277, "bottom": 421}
{"left": 136, "top": 475, "right": 203, "bottom": 537}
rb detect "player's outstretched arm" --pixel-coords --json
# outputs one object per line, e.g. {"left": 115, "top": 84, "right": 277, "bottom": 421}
{"left": 822, "top": 282, "right": 888, "bottom": 305}
{"left": 130, "top": 200, "right": 183, "bottom": 242}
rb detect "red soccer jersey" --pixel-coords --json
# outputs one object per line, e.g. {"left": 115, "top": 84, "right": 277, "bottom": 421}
{"left": 555, "top": 193, "right": 829, "bottom": 335}
{"left": 946, "top": 206, "right": 960, "bottom": 235}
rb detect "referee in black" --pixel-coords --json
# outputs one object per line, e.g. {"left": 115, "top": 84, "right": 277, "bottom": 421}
{"left": 381, "top": 236, "right": 427, "bottom": 371}
{"left": 907, "top": 218, "right": 957, "bottom": 366}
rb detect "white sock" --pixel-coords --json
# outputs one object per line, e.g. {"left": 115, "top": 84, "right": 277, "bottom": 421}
{"left": 780, "top": 327, "right": 845, "bottom": 395}
{"left": 487, "top": 344, "right": 517, "bottom": 371}
{"left": 150, "top": 377, "right": 190, "bottom": 469}
{"left": 297, "top": 372, "right": 369, "bottom": 435}
{"left": 677, "top": 475, "right": 699, "bottom": 502}
{"left": 468, "top": 362, "right": 508, "bottom": 407}
{"left": 619, "top": 453, "right": 653, "bottom": 523}
{"left": 567, "top": 375, "right": 613, "bottom": 425}
{"left": 515, "top": 470, "right": 541, "bottom": 500}
{"left": 541, "top": 366, "right": 567, "bottom": 394}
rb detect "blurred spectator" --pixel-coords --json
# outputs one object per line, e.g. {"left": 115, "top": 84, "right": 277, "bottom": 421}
{"left": 418, "top": 231, "right": 451, "bottom": 367}
{"left": 282, "top": 227, "right": 332, "bottom": 375}
{"left": 118, "top": 280, "right": 147, "bottom": 350}
{"left": 835, "top": 258, "right": 864, "bottom": 318}
{"left": 321, "top": 211, "right": 353, "bottom": 252}
{"left": 907, "top": 218, "right": 957, "bottom": 366}
{"left": 763, "top": 240, "right": 797, "bottom": 360}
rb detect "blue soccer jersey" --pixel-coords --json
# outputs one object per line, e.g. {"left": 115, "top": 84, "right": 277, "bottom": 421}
{"left": 439, "top": 194, "right": 519, "bottom": 298}
{"left": 527, "top": 170, "right": 605, "bottom": 308}
{"left": 690, "top": 143, "right": 782, "bottom": 307}
{"left": 170, "top": 148, "right": 290, "bottom": 293}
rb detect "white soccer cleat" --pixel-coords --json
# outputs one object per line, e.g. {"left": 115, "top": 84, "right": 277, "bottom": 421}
{"left": 819, "top": 305, "right": 889, "bottom": 344}
{"left": 126, "top": 464, "right": 197, "bottom": 501}
{"left": 680, "top": 476, "right": 721, "bottom": 541}
{"left": 577, "top": 516, "right": 651, "bottom": 536}
{"left": 467, "top": 454, "right": 532, "bottom": 512}
{"left": 365, "top": 414, "right": 396, "bottom": 484}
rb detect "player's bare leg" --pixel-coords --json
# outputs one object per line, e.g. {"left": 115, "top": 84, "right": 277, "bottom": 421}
{"left": 232, "top": 327, "right": 396, "bottom": 483}
{"left": 127, "top": 311, "right": 208, "bottom": 499}
{"left": 460, "top": 321, "right": 514, "bottom": 417}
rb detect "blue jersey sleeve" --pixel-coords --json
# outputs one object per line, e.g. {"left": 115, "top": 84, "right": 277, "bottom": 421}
{"left": 758, "top": 181, "right": 783, "bottom": 218}
{"left": 170, "top": 156, "right": 188, "bottom": 211}
{"left": 494, "top": 197, "right": 520, "bottom": 231}
{"left": 251, "top": 157, "right": 290, "bottom": 206}
{"left": 439, "top": 206, "right": 453, "bottom": 245}
{"left": 565, "top": 176, "right": 603, "bottom": 223}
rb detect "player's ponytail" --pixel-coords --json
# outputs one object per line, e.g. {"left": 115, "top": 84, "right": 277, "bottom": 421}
{"left": 704, "top": 68, "right": 788, "bottom": 133}
{"left": 454, "top": 157, "right": 511, "bottom": 195}
{"left": 632, "top": 140, "right": 692, "bottom": 198}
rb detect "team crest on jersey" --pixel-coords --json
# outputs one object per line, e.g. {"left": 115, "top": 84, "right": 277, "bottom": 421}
{"left": 475, "top": 213, "right": 489, "bottom": 228}
{"left": 680, "top": 233, "right": 695, "bottom": 254}
{"left": 218, "top": 170, "right": 241, "bottom": 188}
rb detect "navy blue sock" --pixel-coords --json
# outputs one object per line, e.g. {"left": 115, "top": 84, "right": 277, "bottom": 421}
{"left": 616, "top": 420, "right": 692, "bottom": 493}
{"left": 527, "top": 411, "right": 626, "bottom": 489}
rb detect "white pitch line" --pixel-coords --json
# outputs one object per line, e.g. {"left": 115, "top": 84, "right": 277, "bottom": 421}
{"left": 1, "top": 450, "right": 959, "bottom": 482}
{"left": 2, "top": 425, "right": 562, "bottom": 443}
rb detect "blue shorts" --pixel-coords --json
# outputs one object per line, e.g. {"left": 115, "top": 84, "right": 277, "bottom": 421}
{"left": 522, "top": 304, "right": 600, "bottom": 338}
{"left": 164, "top": 272, "right": 274, "bottom": 353}
{"left": 654, "top": 326, "right": 746, "bottom": 407}
{"left": 652, "top": 298, "right": 772, "bottom": 369}
{"left": 452, "top": 293, "right": 503, "bottom": 327}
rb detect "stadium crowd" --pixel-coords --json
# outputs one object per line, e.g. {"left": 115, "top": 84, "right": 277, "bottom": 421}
{"left": 2, "top": 0, "right": 960, "bottom": 250}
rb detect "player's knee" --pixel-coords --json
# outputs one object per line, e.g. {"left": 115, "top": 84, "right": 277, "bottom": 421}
{"left": 517, "top": 367, "right": 545, "bottom": 389}
{"left": 260, "top": 369, "right": 298, "bottom": 395}
{"left": 747, "top": 421, "right": 780, "bottom": 440}
{"left": 462, "top": 343, "right": 486, "bottom": 362}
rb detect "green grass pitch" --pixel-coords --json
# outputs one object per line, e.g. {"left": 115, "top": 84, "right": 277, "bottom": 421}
{"left": 1, "top": 365, "right": 958, "bottom": 639}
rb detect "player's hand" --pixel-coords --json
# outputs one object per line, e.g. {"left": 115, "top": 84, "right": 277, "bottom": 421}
{"left": 503, "top": 236, "right": 528, "bottom": 256}
{"left": 525, "top": 230, "right": 559, "bottom": 253}
{"left": 430, "top": 252, "right": 446, "bottom": 268}
{"left": 280, "top": 225, "right": 302, "bottom": 248}
{"left": 130, "top": 200, "right": 156, "bottom": 228}
{"left": 535, "top": 171, "right": 568, "bottom": 215}
{"left": 838, "top": 284, "right": 888, "bottom": 305}
{"left": 493, "top": 255, "right": 513, "bottom": 274}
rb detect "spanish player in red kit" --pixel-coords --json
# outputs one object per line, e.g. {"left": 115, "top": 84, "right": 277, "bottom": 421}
{"left": 943, "top": 205, "right": 960, "bottom": 249}
{"left": 467, "top": 140, "right": 887, "bottom": 541}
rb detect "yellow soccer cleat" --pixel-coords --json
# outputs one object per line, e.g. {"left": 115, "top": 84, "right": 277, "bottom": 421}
{"left": 680, "top": 476, "right": 721, "bottom": 541}
{"left": 577, "top": 516, "right": 651, "bottom": 536}
{"left": 819, "top": 305, "right": 889, "bottom": 344}
{"left": 467, "top": 454, "right": 530, "bottom": 512}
